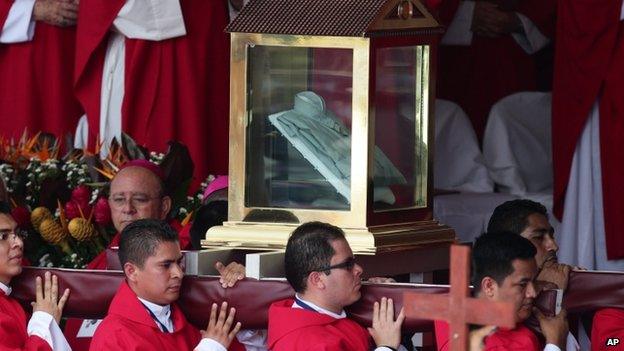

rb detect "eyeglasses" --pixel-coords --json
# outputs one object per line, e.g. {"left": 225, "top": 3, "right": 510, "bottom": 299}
{"left": 314, "top": 257, "right": 357, "bottom": 274}
{"left": 109, "top": 195, "right": 160, "bottom": 209}
{"left": 0, "top": 229, "right": 28, "bottom": 242}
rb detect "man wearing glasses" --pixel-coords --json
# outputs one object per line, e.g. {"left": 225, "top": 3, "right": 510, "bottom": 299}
{"left": 267, "top": 221, "right": 406, "bottom": 351}
{"left": 0, "top": 201, "right": 72, "bottom": 350}
{"left": 70, "top": 161, "right": 246, "bottom": 350}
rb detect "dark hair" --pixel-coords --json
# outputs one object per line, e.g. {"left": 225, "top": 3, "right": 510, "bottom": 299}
{"left": 285, "top": 221, "right": 346, "bottom": 293}
{"left": 487, "top": 199, "right": 548, "bottom": 235}
{"left": 118, "top": 219, "right": 179, "bottom": 268}
{"left": 190, "top": 201, "right": 227, "bottom": 250}
{"left": 472, "top": 231, "right": 536, "bottom": 293}
{"left": 0, "top": 201, "right": 9, "bottom": 215}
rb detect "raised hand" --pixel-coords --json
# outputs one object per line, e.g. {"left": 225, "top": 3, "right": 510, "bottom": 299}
{"left": 33, "top": 0, "right": 79, "bottom": 27}
{"left": 537, "top": 262, "right": 571, "bottom": 290}
{"left": 469, "top": 325, "right": 497, "bottom": 351}
{"left": 368, "top": 297, "right": 405, "bottom": 350}
{"left": 31, "top": 271, "right": 70, "bottom": 324}
{"left": 534, "top": 307, "right": 569, "bottom": 349}
{"left": 215, "top": 261, "right": 245, "bottom": 288}
{"left": 201, "top": 302, "right": 242, "bottom": 348}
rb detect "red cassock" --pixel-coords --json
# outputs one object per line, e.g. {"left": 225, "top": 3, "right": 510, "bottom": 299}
{"left": 436, "top": 0, "right": 556, "bottom": 140}
{"left": 90, "top": 280, "right": 244, "bottom": 351}
{"left": 591, "top": 308, "right": 624, "bottom": 351}
{"left": 435, "top": 320, "right": 542, "bottom": 351}
{"left": 0, "top": 291, "right": 51, "bottom": 351}
{"left": 74, "top": 0, "right": 230, "bottom": 183}
{"left": 0, "top": 1, "right": 83, "bottom": 140}
{"left": 267, "top": 299, "right": 371, "bottom": 351}
{"left": 64, "top": 221, "right": 191, "bottom": 351}
{"left": 552, "top": 0, "right": 624, "bottom": 259}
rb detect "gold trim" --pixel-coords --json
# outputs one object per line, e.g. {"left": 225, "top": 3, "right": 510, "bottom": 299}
{"left": 205, "top": 221, "right": 455, "bottom": 254}
{"left": 370, "top": 0, "right": 439, "bottom": 31}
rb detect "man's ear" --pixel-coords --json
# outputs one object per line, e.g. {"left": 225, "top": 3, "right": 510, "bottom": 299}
{"left": 307, "top": 271, "right": 326, "bottom": 290}
{"left": 124, "top": 262, "right": 139, "bottom": 284}
{"left": 481, "top": 276, "right": 498, "bottom": 299}
{"left": 160, "top": 196, "right": 172, "bottom": 219}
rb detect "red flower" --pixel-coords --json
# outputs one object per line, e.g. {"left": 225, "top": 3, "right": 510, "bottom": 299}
{"left": 71, "top": 185, "right": 91, "bottom": 209}
{"left": 94, "top": 197, "right": 111, "bottom": 226}
{"left": 11, "top": 206, "right": 30, "bottom": 228}
{"left": 65, "top": 201, "right": 80, "bottom": 220}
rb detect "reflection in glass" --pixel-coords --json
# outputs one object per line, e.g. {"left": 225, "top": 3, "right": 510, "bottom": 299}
{"left": 373, "top": 46, "right": 429, "bottom": 211}
{"left": 245, "top": 46, "right": 354, "bottom": 210}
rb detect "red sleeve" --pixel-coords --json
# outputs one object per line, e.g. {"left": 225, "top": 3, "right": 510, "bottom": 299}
{"left": 0, "top": 0, "right": 13, "bottom": 29}
{"left": 0, "top": 316, "right": 51, "bottom": 351}
{"left": 592, "top": 308, "right": 624, "bottom": 351}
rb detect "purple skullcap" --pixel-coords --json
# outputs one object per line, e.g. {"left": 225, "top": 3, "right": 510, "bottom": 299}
{"left": 118, "top": 159, "right": 165, "bottom": 181}
{"left": 203, "top": 175, "right": 228, "bottom": 202}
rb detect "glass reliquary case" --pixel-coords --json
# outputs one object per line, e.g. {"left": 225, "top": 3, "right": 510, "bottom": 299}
{"left": 205, "top": 0, "right": 455, "bottom": 253}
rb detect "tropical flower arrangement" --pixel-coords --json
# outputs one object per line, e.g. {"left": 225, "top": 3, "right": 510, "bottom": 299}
{"left": 0, "top": 132, "right": 209, "bottom": 268}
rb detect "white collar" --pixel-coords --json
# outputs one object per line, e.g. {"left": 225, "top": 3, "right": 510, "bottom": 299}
{"left": 137, "top": 297, "right": 171, "bottom": 322}
{"left": 293, "top": 294, "right": 346, "bottom": 319}
{"left": 0, "top": 282, "right": 11, "bottom": 296}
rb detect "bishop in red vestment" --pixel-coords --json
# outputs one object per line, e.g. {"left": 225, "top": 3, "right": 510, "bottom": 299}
{"left": 74, "top": 0, "right": 230, "bottom": 183}
{"left": 437, "top": 0, "right": 556, "bottom": 139}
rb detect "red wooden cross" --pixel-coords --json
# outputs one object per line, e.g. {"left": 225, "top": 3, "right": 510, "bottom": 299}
{"left": 403, "top": 244, "right": 516, "bottom": 351}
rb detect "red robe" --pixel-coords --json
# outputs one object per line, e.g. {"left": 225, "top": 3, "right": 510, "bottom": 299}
{"left": 552, "top": 0, "right": 624, "bottom": 259}
{"left": 591, "top": 308, "right": 624, "bottom": 351}
{"left": 66, "top": 221, "right": 190, "bottom": 351}
{"left": 90, "top": 280, "right": 245, "bottom": 351}
{"left": 0, "top": 290, "right": 51, "bottom": 351}
{"left": 267, "top": 299, "right": 370, "bottom": 351}
{"left": 74, "top": 0, "right": 230, "bottom": 184}
{"left": 435, "top": 320, "right": 542, "bottom": 351}
{"left": 89, "top": 280, "right": 202, "bottom": 350}
{"left": 0, "top": 1, "right": 83, "bottom": 140}
{"left": 436, "top": 0, "right": 556, "bottom": 140}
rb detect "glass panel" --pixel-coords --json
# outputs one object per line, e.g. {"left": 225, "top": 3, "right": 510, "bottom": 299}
{"left": 245, "top": 45, "right": 353, "bottom": 211}
{"left": 373, "top": 45, "right": 429, "bottom": 211}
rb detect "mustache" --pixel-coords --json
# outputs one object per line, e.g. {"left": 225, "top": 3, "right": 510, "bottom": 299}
{"left": 542, "top": 251, "right": 558, "bottom": 266}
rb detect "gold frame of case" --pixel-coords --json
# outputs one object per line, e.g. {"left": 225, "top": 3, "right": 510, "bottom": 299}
{"left": 204, "top": 0, "right": 455, "bottom": 253}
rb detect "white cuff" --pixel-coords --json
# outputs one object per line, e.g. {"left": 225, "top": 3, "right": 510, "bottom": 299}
{"left": 0, "top": 0, "right": 36, "bottom": 43}
{"left": 113, "top": 0, "right": 186, "bottom": 40}
{"left": 27, "top": 311, "right": 72, "bottom": 351}
{"left": 511, "top": 13, "right": 550, "bottom": 54}
{"left": 375, "top": 346, "right": 407, "bottom": 351}
{"left": 235, "top": 329, "right": 268, "bottom": 350}
{"left": 441, "top": 1, "right": 474, "bottom": 46}
{"left": 544, "top": 343, "right": 562, "bottom": 351}
{"left": 194, "top": 337, "right": 227, "bottom": 351}
{"left": 27, "top": 311, "right": 54, "bottom": 349}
